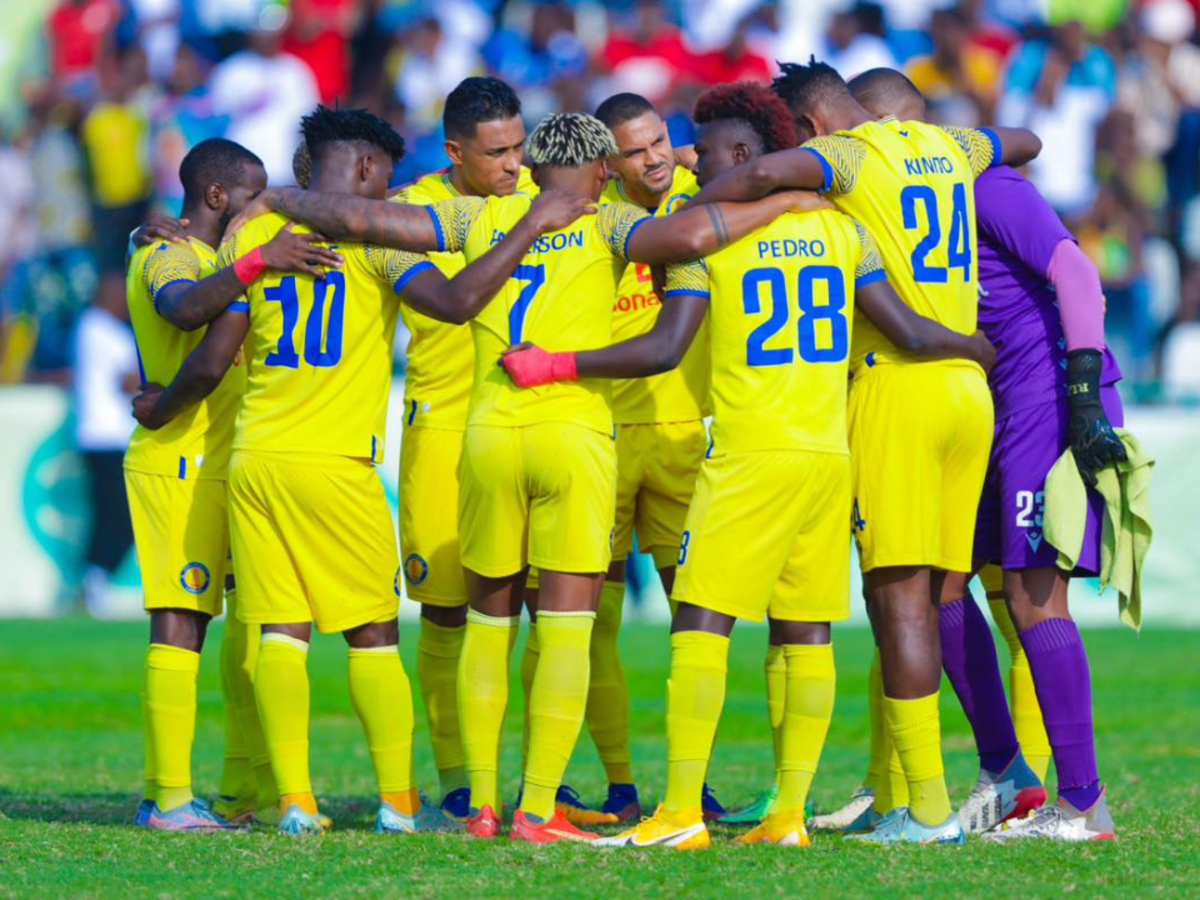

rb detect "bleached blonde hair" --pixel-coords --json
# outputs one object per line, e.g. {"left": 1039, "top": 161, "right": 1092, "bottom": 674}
{"left": 526, "top": 113, "right": 618, "bottom": 167}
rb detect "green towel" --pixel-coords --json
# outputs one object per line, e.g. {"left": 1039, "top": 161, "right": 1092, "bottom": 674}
{"left": 1043, "top": 429, "right": 1154, "bottom": 631}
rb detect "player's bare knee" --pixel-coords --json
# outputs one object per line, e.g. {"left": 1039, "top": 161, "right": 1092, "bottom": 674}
{"left": 344, "top": 618, "right": 399, "bottom": 648}
{"left": 606, "top": 558, "right": 627, "bottom": 583}
{"left": 771, "top": 619, "right": 830, "bottom": 645}
{"left": 538, "top": 569, "right": 604, "bottom": 613}
{"left": 421, "top": 603, "right": 468, "bottom": 629}
{"left": 262, "top": 622, "right": 312, "bottom": 643}
{"left": 150, "top": 609, "right": 211, "bottom": 652}
{"left": 671, "top": 602, "right": 735, "bottom": 637}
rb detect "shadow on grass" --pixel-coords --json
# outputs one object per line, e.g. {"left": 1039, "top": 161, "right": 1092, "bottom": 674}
{"left": 0, "top": 790, "right": 385, "bottom": 830}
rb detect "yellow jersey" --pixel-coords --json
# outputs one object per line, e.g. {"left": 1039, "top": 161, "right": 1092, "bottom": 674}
{"left": 125, "top": 238, "right": 247, "bottom": 480}
{"left": 666, "top": 210, "right": 886, "bottom": 457}
{"left": 802, "top": 118, "right": 999, "bottom": 372}
{"left": 602, "top": 165, "right": 711, "bottom": 424}
{"left": 430, "top": 194, "right": 656, "bottom": 436}
{"left": 218, "top": 212, "right": 432, "bottom": 462}
{"left": 391, "top": 166, "right": 539, "bottom": 429}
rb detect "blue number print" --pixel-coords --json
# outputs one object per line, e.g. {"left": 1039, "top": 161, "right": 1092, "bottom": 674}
{"left": 509, "top": 264, "right": 547, "bottom": 343}
{"left": 264, "top": 277, "right": 301, "bottom": 369}
{"left": 677, "top": 530, "right": 691, "bottom": 566}
{"left": 743, "top": 268, "right": 792, "bottom": 366}
{"left": 900, "top": 185, "right": 946, "bottom": 284}
{"left": 797, "top": 266, "right": 848, "bottom": 363}
{"left": 743, "top": 266, "right": 849, "bottom": 366}
{"left": 947, "top": 182, "right": 972, "bottom": 281}
{"left": 304, "top": 271, "right": 346, "bottom": 368}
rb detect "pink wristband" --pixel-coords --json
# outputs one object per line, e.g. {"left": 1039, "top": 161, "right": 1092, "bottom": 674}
{"left": 233, "top": 246, "right": 268, "bottom": 285}
{"left": 551, "top": 352, "right": 578, "bottom": 382}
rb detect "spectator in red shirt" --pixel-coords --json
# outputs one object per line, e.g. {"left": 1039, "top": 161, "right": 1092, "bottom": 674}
{"left": 284, "top": 0, "right": 358, "bottom": 104}
{"left": 598, "top": 0, "right": 697, "bottom": 103}
{"left": 47, "top": 0, "right": 121, "bottom": 87}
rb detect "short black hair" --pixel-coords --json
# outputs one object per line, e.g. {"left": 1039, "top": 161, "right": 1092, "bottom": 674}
{"left": 179, "top": 138, "right": 263, "bottom": 206}
{"left": 301, "top": 105, "right": 406, "bottom": 164}
{"left": 772, "top": 58, "right": 852, "bottom": 118}
{"left": 443, "top": 77, "right": 522, "bottom": 141}
{"left": 848, "top": 68, "right": 926, "bottom": 120}
{"left": 594, "top": 93, "right": 657, "bottom": 130}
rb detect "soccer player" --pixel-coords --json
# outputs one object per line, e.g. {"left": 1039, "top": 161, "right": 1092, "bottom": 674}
{"left": 531, "top": 91, "right": 705, "bottom": 825}
{"left": 850, "top": 69, "right": 1124, "bottom": 841}
{"left": 390, "top": 77, "right": 537, "bottom": 821}
{"left": 125, "top": 137, "right": 341, "bottom": 830}
{"left": 500, "top": 80, "right": 995, "bottom": 850}
{"left": 687, "top": 59, "right": 1042, "bottom": 843}
{"left": 145, "top": 106, "right": 590, "bottom": 836}
{"left": 248, "top": 111, "right": 809, "bottom": 842}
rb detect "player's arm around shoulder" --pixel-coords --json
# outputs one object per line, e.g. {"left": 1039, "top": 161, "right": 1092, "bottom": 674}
{"left": 849, "top": 217, "right": 995, "bottom": 370}
{"left": 622, "top": 191, "right": 831, "bottom": 265}
{"left": 133, "top": 307, "right": 250, "bottom": 431}
{"left": 943, "top": 124, "right": 1042, "bottom": 173}
{"left": 159, "top": 221, "right": 342, "bottom": 332}
{"left": 248, "top": 186, "right": 447, "bottom": 251}
{"left": 501, "top": 258, "right": 710, "bottom": 387}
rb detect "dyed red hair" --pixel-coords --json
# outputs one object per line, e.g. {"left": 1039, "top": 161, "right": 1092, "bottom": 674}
{"left": 693, "top": 82, "right": 799, "bottom": 153}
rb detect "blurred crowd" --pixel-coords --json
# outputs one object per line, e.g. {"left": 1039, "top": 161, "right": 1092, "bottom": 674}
{"left": 3, "top": 0, "right": 1200, "bottom": 401}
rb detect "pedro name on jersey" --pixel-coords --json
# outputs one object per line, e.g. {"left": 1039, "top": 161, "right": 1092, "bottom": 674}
{"left": 666, "top": 209, "right": 886, "bottom": 456}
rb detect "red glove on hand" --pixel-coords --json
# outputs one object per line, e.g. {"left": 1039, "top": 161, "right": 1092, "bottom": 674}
{"left": 501, "top": 345, "right": 578, "bottom": 388}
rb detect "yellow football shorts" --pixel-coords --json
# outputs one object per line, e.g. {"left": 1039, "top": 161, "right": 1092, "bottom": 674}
{"left": 459, "top": 422, "right": 617, "bottom": 577}
{"left": 672, "top": 449, "right": 852, "bottom": 623}
{"left": 613, "top": 419, "right": 707, "bottom": 569}
{"left": 399, "top": 424, "right": 467, "bottom": 606}
{"left": 228, "top": 450, "right": 400, "bottom": 634}
{"left": 125, "top": 470, "right": 229, "bottom": 616}
{"left": 848, "top": 361, "right": 994, "bottom": 573}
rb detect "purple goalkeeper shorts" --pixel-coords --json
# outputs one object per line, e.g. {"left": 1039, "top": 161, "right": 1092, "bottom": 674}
{"left": 973, "top": 386, "right": 1124, "bottom": 575}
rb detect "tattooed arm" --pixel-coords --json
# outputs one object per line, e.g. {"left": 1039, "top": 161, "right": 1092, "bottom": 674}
{"left": 625, "top": 191, "right": 830, "bottom": 264}
{"left": 248, "top": 187, "right": 443, "bottom": 251}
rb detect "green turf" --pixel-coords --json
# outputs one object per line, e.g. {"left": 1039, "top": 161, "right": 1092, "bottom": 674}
{"left": 1, "top": 618, "right": 1196, "bottom": 898}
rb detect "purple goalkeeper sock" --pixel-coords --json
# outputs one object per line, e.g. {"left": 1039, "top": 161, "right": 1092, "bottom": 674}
{"left": 1020, "top": 617, "right": 1102, "bottom": 811}
{"left": 940, "top": 595, "right": 1020, "bottom": 775}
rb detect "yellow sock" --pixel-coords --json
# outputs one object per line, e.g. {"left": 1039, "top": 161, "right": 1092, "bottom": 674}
{"left": 254, "top": 634, "right": 312, "bottom": 800}
{"left": 458, "top": 610, "right": 518, "bottom": 812}
{"left": 764, "top": 644, "right": 786, "bottom": 785}
{"left": 989, "top": 596, "right": 1051, "bottom": 782}
{"left": 417, "top": 618, "right": 467, "bottom": 793}
{"left": 217, "top": 593, "right": 254, "bottom": 804}
{"left": 884, "top": 692, "right": 951, "bottom": 825}
{"left": 664, "top": 631, "right": 729, "bottom": 814}
{"left": 142, "top": 683, "right": 157, "bottom": 804}
{"left": 522, "top": 611, "right": 595, "bottom": 821}
{"left": 144, "top": 643, "right": 200, "bottom": 812}
{"left": 587, "top": 580, "right": 633, "bottom": 785}
{"left": 866, "top": 650, "right": 909, "bottom": 812}
{"left": 221, "top": 590, "right": 276, "bottom": 812}
{"left": 348, "top": 645, "right": 416, "bottom": 801}
{"left": 520, "top": 621, "right": 539, "bottom": 766}
{"left": 776, "top": 643, "right": 835, "bottom": 816}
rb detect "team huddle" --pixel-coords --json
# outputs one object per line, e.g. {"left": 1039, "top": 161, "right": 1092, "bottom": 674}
{"left": 124, "top": 59, "right": 1127, "bottom": 847}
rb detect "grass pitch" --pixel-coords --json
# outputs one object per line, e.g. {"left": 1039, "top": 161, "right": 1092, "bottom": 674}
{"left": 1, "top": 617, "right": 1197, "bottom": 898}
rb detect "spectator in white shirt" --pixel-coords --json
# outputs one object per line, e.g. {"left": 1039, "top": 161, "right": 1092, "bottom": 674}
{"left": 73, "top": 272, "right": 139, "bottom": 615}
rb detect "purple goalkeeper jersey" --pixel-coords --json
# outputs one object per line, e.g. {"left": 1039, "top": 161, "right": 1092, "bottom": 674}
{"left": 975, "top": 166, "right": 1121, "bottom": 421}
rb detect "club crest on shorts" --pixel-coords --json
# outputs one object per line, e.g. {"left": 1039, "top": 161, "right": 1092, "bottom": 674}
{"left": 180, "top": 562, "right": 211, "bottom": 595}
{"left": 404, "top": 553, "right": 429, "bottom": 587}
